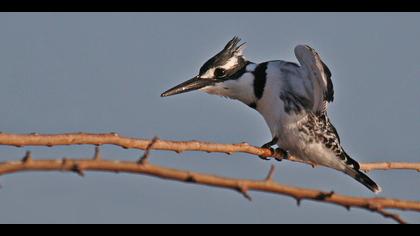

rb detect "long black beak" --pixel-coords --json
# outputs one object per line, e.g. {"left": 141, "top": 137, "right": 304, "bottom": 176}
{"left": 161, "top": 76, "right": 215, "bottom": 97}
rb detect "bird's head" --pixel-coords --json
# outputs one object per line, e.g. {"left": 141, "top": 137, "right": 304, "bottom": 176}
{"left": 161, "top": 36, "right": 248, "bottom": 97}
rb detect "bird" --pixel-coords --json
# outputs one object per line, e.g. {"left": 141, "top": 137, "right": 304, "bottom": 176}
{"left": 161, "top": 36, "right": 382, "bottom": 193}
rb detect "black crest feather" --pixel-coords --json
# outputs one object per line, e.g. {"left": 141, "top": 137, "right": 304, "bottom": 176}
{"left": 223, "top": 36, "right": 246, "bottom": 56}
{"left": 199, "top": 36, "right": 246, "bottom": 75}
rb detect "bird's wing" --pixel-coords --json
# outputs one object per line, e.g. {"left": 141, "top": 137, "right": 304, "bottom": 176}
{"left": 294, "top": 45, "right": 334, "bottom": 115}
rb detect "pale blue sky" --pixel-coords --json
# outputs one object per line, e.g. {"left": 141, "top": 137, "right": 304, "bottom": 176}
{"left": 0, "top": 13, "right": 419, "bottom": 223}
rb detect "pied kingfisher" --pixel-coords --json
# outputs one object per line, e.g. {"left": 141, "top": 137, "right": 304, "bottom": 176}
{"left": 161, "top": 37, "right": 381, "bottom": 193}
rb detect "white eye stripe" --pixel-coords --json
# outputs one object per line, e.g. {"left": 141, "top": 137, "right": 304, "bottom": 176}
{"left": 200, "top": 57, "right": 239, "bottom": 79}
{"left": 200, "top": 68, "right": 215, "bottom": 79}
{"left": 221, "top": 57, "right": 238, "bottom": 69}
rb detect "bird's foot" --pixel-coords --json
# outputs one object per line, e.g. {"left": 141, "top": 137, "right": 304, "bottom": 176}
{"left": 259, "top": 137, "right": 280, "bottom": 161}
{"left": 272, "top": 148, "right": 289, "bottom": 162}
{"left": 259, "top": 147, "right": 274, "bottom": 160}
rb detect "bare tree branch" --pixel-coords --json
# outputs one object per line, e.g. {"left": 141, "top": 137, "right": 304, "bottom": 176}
{"left": 361, "top": 162, "right": 420, "bottom": 172}
{"left": 0, "top": 153, "right": 417, "bottom": 224}
{"left": 0, "top": 133, "right": 419, "bottom": 172}
{"left": 0, "top": 132, "right": 419, "bottom": 223}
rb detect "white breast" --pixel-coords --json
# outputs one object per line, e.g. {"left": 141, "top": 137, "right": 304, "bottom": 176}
{"left": 256, "top": 61, "right": 309, "bottom": 137}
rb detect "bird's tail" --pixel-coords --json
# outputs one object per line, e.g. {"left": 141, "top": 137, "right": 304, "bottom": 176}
{"left": 342, "top": 153, "right": 382, "bottom": 194}
{"left": 344, "top": 167, "right": 382, "bottom": 194}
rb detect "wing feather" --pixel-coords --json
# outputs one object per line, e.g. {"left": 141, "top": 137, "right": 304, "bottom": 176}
{"left": 294, "top": 45, "right": 334, "bottom": 115}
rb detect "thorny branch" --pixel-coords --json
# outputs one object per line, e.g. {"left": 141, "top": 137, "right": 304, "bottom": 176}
{"left": 0, "top": 150, "right": 418, "bottom": 224}
{"left": 0, "top": 132, "right": 419, "bottom": 223}
{"left": 0, "top": 132, "right": 419, "bottom": 172}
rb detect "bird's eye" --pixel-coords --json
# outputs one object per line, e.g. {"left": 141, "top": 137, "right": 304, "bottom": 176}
{"left": 214, "top": 68, "right": 226, "bottom": 78}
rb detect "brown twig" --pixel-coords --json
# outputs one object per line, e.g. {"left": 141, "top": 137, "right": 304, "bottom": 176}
{"left": 361, "top": 162, "right": 420, "bottom": 172}
{"left": 0, "top": 156, "right": 416, "bottom": 224}
{"left": 265, "top": 164, "right": 276, "bottom": 181}
{"left": 138, "top": 136, "right": 159, "bottom": 165}
{"left": 0, "top": 133, "right": 419, "bottom": 172}
{"left": 22, "top": 151, "right": 33, "bottom": 163}
{"left": 93, "top": 146, "right": 101, "bottom": 161}
{"left": 374, "top": 208, "right": 407, "bottom": 224}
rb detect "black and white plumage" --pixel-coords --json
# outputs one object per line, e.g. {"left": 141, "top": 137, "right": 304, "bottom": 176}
{"left": 161, "top": 37, "right": 381, "bottom": 193}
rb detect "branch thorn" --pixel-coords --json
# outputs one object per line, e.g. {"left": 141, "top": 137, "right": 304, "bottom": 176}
{"left": 238, "top": 184, "right": 252, "bottom": 201}
{"left": 186, "top": 173, "right": 197, "bottom": 183}
{"left": 265, "top": 164, "right": 276, "bottom": 181}
{"left": 110, "top": 132, "right": 119, "bottom": 137}
{"left": 93, "top": 146, "right": 101, "bottom": 161}
{"left": 22, "top": 151, "right": 33, "bottom": 163}
{"left": 72, "top": 164, "right": 85, "bottom": 177}
{"left": 316, "top": 191, "right": 335, "bottom": 200}
{"left": 296, "top": 198, "right": 302, "bottom": 206}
